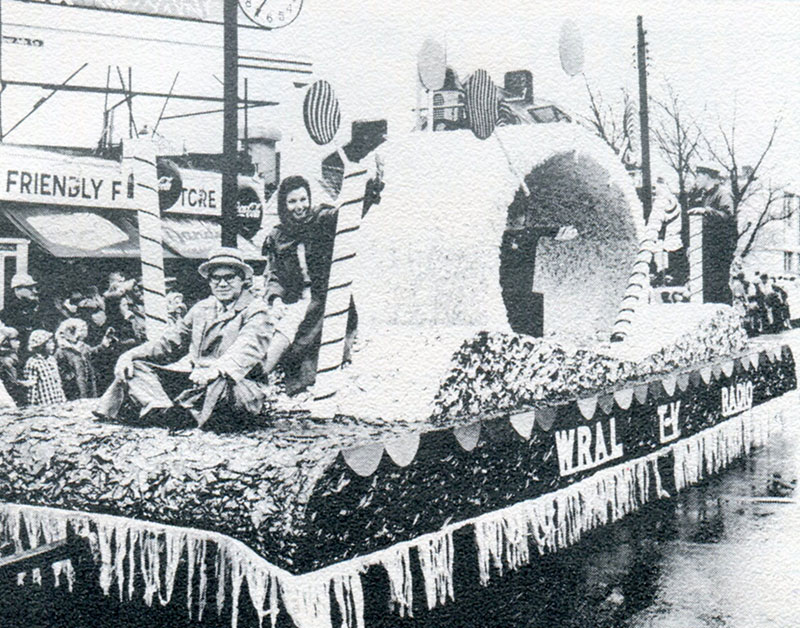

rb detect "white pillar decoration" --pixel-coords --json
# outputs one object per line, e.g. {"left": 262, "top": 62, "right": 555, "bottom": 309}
{"left": 0, "top": 255, "right": 5, "bottom": 314}
{"left": 313, "top": 150, "right": 369, "bottom": 402}
{"left": 688, "top": 213, "right": 704, "bottom": 303}
{"left": 15, "top": 241, "right": 28, "bottom": 275}
{"left": 123, "top": 136, "right": 169, "bottom": 340}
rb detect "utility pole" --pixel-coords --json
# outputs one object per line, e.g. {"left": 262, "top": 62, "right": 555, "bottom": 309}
{"left": 1, "top": 0, "right": 4, "bottom": 141}
{"left": 221, "top": 0, "right": 239, "bottom": 246}
{"left": 637, "top": 15, "right": 653, "bottom": 222}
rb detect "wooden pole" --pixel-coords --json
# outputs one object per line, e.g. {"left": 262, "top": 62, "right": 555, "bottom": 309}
{"left": 637, "top": 16, "right": 653, "bottom": 222}
{"left": 221, "top": 0, "right": 238, "bottom": 247}
{"left": 0, "top": 0, "right": 4, "bottom": 141}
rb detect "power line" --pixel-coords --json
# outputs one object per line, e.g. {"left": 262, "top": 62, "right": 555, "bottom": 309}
{"left": 4, "top": 62, "right": 88, "bottom": 139}
{"left": 238, "top": 63, "right": 312, "bottom": 75}
{"left": 2, "top": 78, "right": 279, "bottom": 106}
{"left": 160, "top": 102, "right": 273, "bottom": 121}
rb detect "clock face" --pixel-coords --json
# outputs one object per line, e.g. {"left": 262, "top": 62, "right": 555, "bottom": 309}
{"left": 239, "top": 0, "right": 303, "bottom": 29}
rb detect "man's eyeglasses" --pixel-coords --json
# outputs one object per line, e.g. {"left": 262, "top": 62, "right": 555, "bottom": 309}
{"left": 209, "top": 273, "right": 240, "bottom": 285}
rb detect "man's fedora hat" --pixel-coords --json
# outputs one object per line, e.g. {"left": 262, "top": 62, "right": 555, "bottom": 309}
{"left": 198, "top": 247, "right": 254, "bottom": 280}
{"left": 10, "top": 273, "right": 37, "bottom": 289}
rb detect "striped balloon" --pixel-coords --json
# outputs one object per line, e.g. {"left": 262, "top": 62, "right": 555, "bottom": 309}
{"left": 303, "top": 80, "right": 341, "bottom": 146}
{"left": 465, "top": 69, "right": 499, "bottom": 140}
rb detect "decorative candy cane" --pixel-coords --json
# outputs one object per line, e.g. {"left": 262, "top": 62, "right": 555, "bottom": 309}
{"left": 688, "top": 213, "right": 704, "bottom": 303}
{"left": 123, "top": 135, "right": 169, "bottom": 340}
{"left": 609, "top": 217, "right": 662, "bottom": 342}
{"left": 302, "top": 80, "right": 370, "bottom": 402}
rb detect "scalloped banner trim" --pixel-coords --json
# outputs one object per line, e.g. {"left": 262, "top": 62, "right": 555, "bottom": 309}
{"left": 509, "top": 411, "right": 536, "bottom": 440}
{"left": 385, "top": 434, "right": 421, "bottom": 467}
{"left": 342, "top": 444, "right": 384, "bottom": 477}
{"left": 453, "top": 423, "right": 481, "bottom": 451}
{"left": 576, "top": 397, "right": 598, "bottom": 420}
{"left": 598, "top": 395, "right": 615, "bottom": 415}
{"left": 613, "top": 388, "right": 634, "bottom": 410}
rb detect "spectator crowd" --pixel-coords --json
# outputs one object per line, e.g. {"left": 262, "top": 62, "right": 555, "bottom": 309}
{"left": 731, "top": 271, "right": 793, "bottom": 336}
{"left": 0, "top": 270, "right": 188, "bottom": 409}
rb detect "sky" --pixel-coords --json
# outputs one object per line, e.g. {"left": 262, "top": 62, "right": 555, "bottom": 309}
{"left": 2, "top": 0, "right": 799, "bottom": 183}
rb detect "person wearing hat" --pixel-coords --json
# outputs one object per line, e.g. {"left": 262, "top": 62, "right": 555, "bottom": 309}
{"left": 94, "top": 247, "right": 272, "bottom": 429}
{"left": 1, "top": 273, "right": 58, "bottom": 354}
{"left": 23, "top": 329, "right": 66, "bottom": 407}
{"left": 687, "top": 162, "right": 737, "bottom": 305}
{"left": 688, "top": 162, "right": 733, "bottom": 218}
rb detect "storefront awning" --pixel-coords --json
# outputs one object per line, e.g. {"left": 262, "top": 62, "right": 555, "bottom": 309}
{"left": 2, "top": 206, "right": 263, "bottom": 260}
{"left": 2, "top": 205, "right": 150, "bottom": 258}
{"left": 161, "top": 216, "right": 263, "bottom": 259}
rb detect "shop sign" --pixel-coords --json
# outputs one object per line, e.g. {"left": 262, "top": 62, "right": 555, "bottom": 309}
{"left": 1, "top": 149, "right": 133, "bottom": 210}
{"left": 0, "top": 147, "right": 263, "bottom": 220}
{"left": 23, "top": 0, "right": 217, "bottom": 22}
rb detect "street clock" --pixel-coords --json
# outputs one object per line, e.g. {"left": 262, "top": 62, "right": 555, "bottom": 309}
{"left": 238, "top": 0, "right": 303, "bottom": 29}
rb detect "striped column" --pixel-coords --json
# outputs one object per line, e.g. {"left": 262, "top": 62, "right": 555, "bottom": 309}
{"left": 123, "top": 137, "right": 169, "bottom": 340}
{"left": 610, "top": 219, "right": 661, "bottom": 341}
{"left": 688, "top": 213, "right": 704, "bottom": 303}
{"left": 313, "top": 154, "right": 369, "bottom": 402}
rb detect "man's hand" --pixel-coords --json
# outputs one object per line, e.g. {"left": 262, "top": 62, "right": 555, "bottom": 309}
{"left": 189, "top": 366, "right": 221, "bottom": 387}
{"left": 554, "top": 225, "right": 579, "bottom": 242}
{"left": 114, "top": 352, "right": 136, "bottom": 380}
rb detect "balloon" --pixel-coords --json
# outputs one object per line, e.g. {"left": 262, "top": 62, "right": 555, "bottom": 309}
{"left": 417, "top": 38, "right": 447, "bottom": 91}
{"left": 303, "top": 80, "right": 341, "bottom": 146}
{"left": 559, "top": 20, "right": 585, "bottom": 77}
{"left": 465, "top": 69, "right": 499, "bottom": 140}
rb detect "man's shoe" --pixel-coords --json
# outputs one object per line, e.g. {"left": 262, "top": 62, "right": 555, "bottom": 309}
{"left": 91, "top": 410, "right": 117, "bottom": 423}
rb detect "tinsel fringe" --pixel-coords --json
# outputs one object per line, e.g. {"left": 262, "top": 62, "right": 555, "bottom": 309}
{"left": 0, "top": 393, "right": 789, "bottom": 628}
{"left": 473, "top": 453, "right": 666, "bottom": 586}
{"left": 672, "top": 394, "right": 786, "bottom": 492}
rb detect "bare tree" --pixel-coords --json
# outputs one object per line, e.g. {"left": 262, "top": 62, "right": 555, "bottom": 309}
{"left": 580, "top": 78, "right": 629, "bottom": 156}
{"left": 701, "top": 107, "right": 782, "bottom": 254}
{"left": 651, "top": 86, "right": 702, "bottom": 214}
{"left": 737, "top": 183, "right": 790, "bottom": 258}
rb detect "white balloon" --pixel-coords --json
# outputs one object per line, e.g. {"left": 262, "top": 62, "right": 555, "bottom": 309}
{"left": 559, "top": 20, "right": 585, "bottom": 77}
{"left": 417, "top": 38, "right": 447, "bottom": 91}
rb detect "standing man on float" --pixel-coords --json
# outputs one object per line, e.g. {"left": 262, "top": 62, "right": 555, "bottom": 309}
{"left": 688, "top": 162, "right": 737, "bottom": 305}
{"left": 94, "top": 248, "right": 271, "bottom": 429}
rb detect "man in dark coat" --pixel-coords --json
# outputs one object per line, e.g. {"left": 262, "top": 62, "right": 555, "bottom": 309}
{"left": 1, "top": 273, "right": 60, "bottom": 354}
{"left": 688, "top": 164, "right": 737, "bottom": 305}
{"left": 95, "top": 248, "right": 272, "bottom": 429}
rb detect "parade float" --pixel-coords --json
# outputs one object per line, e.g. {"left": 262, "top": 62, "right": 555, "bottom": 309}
{"left": 0, "top": 59, "right": 796, "bottom": 628}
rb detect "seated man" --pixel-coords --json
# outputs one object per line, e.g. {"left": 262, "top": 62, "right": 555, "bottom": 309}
{"left": 94, "top": 248, "right": 271, "bottom": 430}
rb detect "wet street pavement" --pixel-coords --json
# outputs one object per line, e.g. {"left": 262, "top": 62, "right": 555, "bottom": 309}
{"left": 622, "top": 330, "right": 800, "bottom": 628}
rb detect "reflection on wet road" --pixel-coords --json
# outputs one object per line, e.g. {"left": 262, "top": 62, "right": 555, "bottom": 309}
{"left": 624, "top": 400, "right": 800, "bottom": 628}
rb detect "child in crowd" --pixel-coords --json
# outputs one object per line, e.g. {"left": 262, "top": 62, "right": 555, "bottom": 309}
{"left": 55, "top": 318, "right": 98, "bottom": 400}
{"left": 23, "top": 330, "right": 66, "bottom": 406}
{"left": 166, "top": 291, "right": 187, "bottom": 327}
